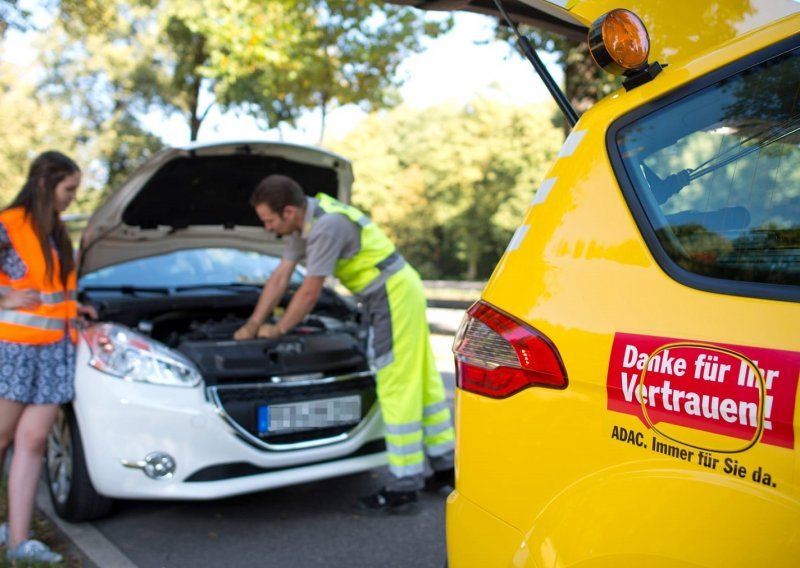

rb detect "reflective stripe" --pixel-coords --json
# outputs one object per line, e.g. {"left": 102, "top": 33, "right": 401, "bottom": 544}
{"left": 424, "top": 421, "right": 452, "bottom": 437}
{"left": 387, "top": 440, "right": 424, "bottom": 456}
{"left": 375, "top": 250, "right": 402, "bottom": 271}
{"left": 543, "top": 0, "right": 571, "bottom": 8}
{"left": 388, "top": 461, "right": 426, "bottom": 478}
{"left": 356, "top": 215, "right": 370, "bottom": 228}
{"left": 423, "top": 400, "right": 449, "bottom": 418}
{"left": 506, "top": 225, "right": 530, "bottom": 253}
{"left": 531, "top": 177, "right": 557, "bottom": 206}
{"left": 373, "top": 351, "right": 394, "bottom": 369}
{"left": 358, "top": 254, "right": 406, "bottom": 296}
{"left": 426, "top": 439, "right": 455, "bottom": 458}
{"left": 363, "top": 286, "right": 395, "bottom": 365}
{"left": 557, "top": 128, "right": 587, "bottom": 157}
{"left": 0, "top": 287, "right": 74, "bottom": 305}
{"left": 0, "top": 310, "right": 67, "bottom": 330}
{"left": 385, "top": 421, "right": 422, "bottom": 435}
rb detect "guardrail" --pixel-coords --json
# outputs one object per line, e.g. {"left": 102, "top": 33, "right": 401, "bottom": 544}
{"left": 423, "top": 280, "right": 483, "bottom": 310}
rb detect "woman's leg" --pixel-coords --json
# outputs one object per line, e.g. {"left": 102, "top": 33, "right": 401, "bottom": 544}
{"left": 7, "top": 403, "right": 58, "bottom": 548}
{"left": 0, "top": 398, "right": 25, "bottom": 545}
{"left": 0, "top": 398, "right": 24, "bottom": 474}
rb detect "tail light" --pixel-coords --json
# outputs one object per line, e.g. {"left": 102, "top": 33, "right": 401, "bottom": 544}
{"left": 453, "top": 301, "right": 567, "bottom": 398}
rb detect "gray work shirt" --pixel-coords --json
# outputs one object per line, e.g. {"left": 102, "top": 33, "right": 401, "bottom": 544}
{"left": 282, "top": 196, "right": 361, "bottom": 277}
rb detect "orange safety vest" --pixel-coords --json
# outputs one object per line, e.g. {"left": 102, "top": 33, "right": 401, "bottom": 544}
{"left": 0, "top": 207, "right": 78, "bottom": 345}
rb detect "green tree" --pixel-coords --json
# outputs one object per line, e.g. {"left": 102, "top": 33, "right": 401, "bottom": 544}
{"left": 329, "top": 98, "right": 562, "bottom": 279}
{"left": 31, "top": 3, "right": 165, "bottom": 205}
{"left": 0, "top": 56, "right": 84, "bottom": 207}
{"left": 496, "top": 26, "right": 620, "bottom": 132}
{"left": 0, "top": 0, "right": 33, "bottom": 37}
{"left": 52, "top": 0, "right": 452, "bottom": 142}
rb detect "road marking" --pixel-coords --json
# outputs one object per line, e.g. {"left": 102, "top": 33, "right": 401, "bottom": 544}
{"left": 36, "top": 481, "right": 138, "bottom": 568}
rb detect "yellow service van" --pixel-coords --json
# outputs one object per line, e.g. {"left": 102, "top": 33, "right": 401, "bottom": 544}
{"left": 397, "top": 0, "right": 800, "bottom": 566}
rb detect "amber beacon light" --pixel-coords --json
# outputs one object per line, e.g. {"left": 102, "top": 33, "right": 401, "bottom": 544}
{"left": 588, "top": 9, "right": 663, "bottom": 89}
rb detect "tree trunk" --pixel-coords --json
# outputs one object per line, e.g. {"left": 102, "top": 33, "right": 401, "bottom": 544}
{"left": 188, "top": 36, "right": 207, "bottom": 142}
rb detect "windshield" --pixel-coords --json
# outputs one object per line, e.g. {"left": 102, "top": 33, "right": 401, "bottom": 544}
{"left": 80, "top": 248, "right": 305, "bottom": 289}
{"left": 616, "top": 44, "right": 800, "bottom": 288}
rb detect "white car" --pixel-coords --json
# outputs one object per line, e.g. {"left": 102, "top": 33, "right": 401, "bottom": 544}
{"left": 45, "top": 142, "right": 387, "bottom": 521}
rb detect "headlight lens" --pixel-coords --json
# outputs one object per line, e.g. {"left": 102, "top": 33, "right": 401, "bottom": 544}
{"left": 84, "top": 323, "right": 202, "bottom": 387}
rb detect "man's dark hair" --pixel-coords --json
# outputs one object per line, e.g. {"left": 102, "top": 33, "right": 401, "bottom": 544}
{"left": 250, "top": 174, "right": 306, "bottom": 213}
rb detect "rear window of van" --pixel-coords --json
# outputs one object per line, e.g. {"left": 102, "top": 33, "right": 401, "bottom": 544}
{"left": 615, "top": 45, "right": 800, "bottom": 289}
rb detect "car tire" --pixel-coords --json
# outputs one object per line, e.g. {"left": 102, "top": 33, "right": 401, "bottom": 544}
{"left": 46, "top": 405, "right": 114, "bottom": 522}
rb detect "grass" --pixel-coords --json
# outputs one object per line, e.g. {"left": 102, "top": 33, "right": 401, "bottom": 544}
{"left": 0, "top": 479, "right": 82, "bottom": 567}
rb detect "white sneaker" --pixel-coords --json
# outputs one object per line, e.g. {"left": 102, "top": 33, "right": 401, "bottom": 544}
{"left": 6, "top": 539, "right": 63, "bottom": 564}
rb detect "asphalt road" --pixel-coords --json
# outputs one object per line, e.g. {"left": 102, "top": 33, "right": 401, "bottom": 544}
{"left": 38, "top": 309, "right": 464, "bottom": 568}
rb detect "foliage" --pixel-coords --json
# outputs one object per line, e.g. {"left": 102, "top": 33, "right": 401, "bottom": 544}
{"left": 495, "top": 25, "right": 621, "bottom": 131}
{"left": 0, "top": 0, "right": 33, "bottom": 38}
{"left": 0, "top": 1, "right": 451, "bottom": 209}
{"left": 0, "top": 56, "right": 84, "bottom": 207}
{"left": 18, "top": 4, "right": 167, "bottom": 209}
{"left": 328, "top": 98, "right": 563, "bottom": 279}
{"left": 52, "top": 0, "right": 452, "bottom": 141}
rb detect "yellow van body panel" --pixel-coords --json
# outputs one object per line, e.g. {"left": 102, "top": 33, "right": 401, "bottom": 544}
{"left": 449, "top": 7, "right": 800, "bottom": 568}
{"left": 532, "top": 0, "right": 800, "bottom": 67}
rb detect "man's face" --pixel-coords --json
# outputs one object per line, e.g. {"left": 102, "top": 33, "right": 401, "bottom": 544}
{"left": 255, "top": 203, "right": 298, "bottom": 236}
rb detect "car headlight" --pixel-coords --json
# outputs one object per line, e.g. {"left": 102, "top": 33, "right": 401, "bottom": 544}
{"left": 83, "top": 323, "right": 202, "bottom": 387}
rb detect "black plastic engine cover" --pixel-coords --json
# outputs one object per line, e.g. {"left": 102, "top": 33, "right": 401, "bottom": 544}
{"left": 177, "top": 332, "right": 369, "bottom": 386}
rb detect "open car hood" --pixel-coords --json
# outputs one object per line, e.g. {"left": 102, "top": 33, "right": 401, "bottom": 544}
{"left": 79, "top": 141, "right": 353, "bottom": 277}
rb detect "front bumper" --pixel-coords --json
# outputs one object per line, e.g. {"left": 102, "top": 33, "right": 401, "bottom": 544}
{"left": 73, "top": 341, "right": 386, "bottom": 500}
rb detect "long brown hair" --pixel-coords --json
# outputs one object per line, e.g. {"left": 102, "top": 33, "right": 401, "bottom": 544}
{"left": 4, "top": 151, "right": 80, "bottom": 286}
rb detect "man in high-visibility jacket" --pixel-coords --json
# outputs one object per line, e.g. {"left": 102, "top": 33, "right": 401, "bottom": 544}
{"left": 234, "top": 174, "right": 455, "bottom": 513}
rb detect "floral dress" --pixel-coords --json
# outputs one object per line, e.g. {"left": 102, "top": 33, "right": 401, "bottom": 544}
{"left": 0, "top": 222, "right": 75, "bottom": 404}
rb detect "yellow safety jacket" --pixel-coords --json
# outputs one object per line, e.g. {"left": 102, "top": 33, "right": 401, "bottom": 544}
{"left": 313, "top": 195, "right": 455, "bottom": 481}
{"left": 0, "top": 207, "right": 78, "bottom": 344}
{"left": 314, "top": 193, "right": 398, "bottom": 294}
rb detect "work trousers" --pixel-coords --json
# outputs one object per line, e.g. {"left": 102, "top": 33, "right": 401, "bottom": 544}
{"left": 360, "top": 264, "right": 455, "bottom": 491}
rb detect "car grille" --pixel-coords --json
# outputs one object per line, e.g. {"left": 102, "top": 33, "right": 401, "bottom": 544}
{"left": 207, "top": 371, "right": 378, "bottom": 450}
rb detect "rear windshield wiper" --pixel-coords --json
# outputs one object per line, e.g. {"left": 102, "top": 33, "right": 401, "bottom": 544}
{"left": 689, "top": 113, "right": 800, "bottom": 181}
{"left": 646, "top": 113, "right": 800, "bottom": 203}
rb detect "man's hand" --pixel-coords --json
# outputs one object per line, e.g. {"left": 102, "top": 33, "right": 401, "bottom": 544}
{"left": 233, "top": 319, "right": 259, "bottom": 340}
{"left": 256, "top": 323, "right": 283, "bottom": 339}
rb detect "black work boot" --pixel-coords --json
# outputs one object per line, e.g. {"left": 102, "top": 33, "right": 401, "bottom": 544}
{"left": 423, "top": 467, "right": 455, "bottom": 492}
{"left": 356, "top": 487, "right": 419, "bottom": 514}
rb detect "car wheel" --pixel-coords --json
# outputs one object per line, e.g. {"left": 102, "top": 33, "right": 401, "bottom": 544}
{"left": 46, "top": 405, "right": 114, "bottom": 522}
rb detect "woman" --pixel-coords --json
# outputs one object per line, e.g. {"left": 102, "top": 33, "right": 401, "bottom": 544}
{"left": 0, "top": 151, "right": 96, "bottom": 564}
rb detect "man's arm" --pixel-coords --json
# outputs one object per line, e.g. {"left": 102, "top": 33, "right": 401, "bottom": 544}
{"left": 234, "top": 257, "right": 298, "bottom": 340}
{"left": 257, "top": 275, "right": 325, "bottom": 338}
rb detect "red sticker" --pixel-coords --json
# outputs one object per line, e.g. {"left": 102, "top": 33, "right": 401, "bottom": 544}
{"left": 607, "top": 333, "right": 800, "bottom": 449}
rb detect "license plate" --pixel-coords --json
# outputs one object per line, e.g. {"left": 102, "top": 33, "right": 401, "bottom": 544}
{"left": 257, "top": 395, "right": 362, "bottom": 435}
